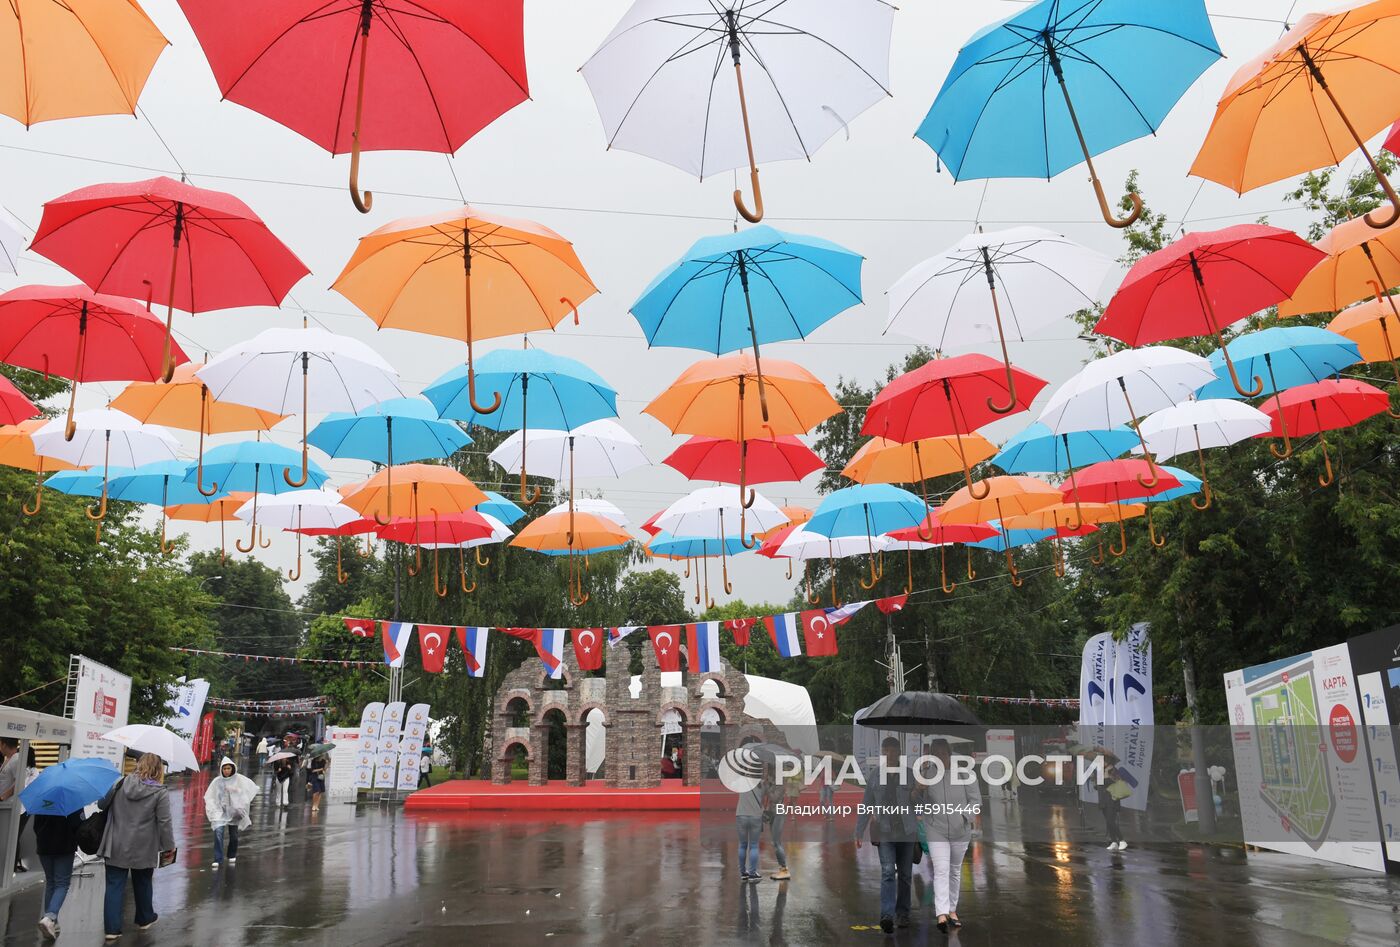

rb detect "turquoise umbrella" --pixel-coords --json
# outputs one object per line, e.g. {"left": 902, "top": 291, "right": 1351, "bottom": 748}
{"left": 111, "top": 460, "right": 228, "bottom": 554}
{"left": 185, "top": 440, "right": 328, "bottom": 552}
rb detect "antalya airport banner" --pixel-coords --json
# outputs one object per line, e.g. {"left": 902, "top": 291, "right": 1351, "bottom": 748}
{"left": 161, "top": 678, "right": 210, "bottom": 740}
{"left": 1108, "top": 623, "right": 1154, "bottom": 812}
{"left": 1223, "top": 643, "right": 1385, "bottom": 872}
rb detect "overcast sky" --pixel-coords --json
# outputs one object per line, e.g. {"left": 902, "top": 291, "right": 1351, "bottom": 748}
{"left": 1, "top": 0, "right": 1347, "bottom": 608}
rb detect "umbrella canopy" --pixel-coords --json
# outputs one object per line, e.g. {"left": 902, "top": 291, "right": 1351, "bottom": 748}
{"left": 309, "top": 397, "right": 469, "bottom": 464}
{"left": 377, "top": 510, "right": 506, "bottom": 546}
{"left": 341, "top": 463, "right": 487, "bottom": 524}
{"left": 649, "top": 533, "right": 748, "bottom": 560}
{"left": 166, "top": 492, "right": 253, "bottom": 563}
{"left": 1135, "top": 399, "right": 1272, "bottom": 510}
{"left": 886, "top": 228, "right": 1110, "bottom": 396}
{"left": 1122, "top": 467, "right": 1204, "bottom": 505}
{"left": 0, "top": 284, "right": 190, "bottom": 439}
{"left": 333, "top": 206, "right": 597, "bottom": 417}
{"left": 18, "top": 758, "right": 122, "bottom": 816}
{"left": 0, "top": 376, "right": 37, "bottom": 426}
{"left": 968, "top": 525, "right": 1055, "bottom": 552}
{"left": 1329, "top": 298, "right": 1400, "bottom": 394}
{"left": 0, "top": 418, "right": 80, "bottom": 516}
{"left": 545, "top": 498, "right": 628, "bottom": 527}
{"left": 1004, "top": 502, "right": 1140, "bottom": 532}
{"left": 239, "top": 489, "right": 361, "bottom": 578}
{"left": 265, "top": 750, "right": 297, "bottom": 764}
{"left": 512, "top": 509, "right": 631, "bottom": 605}
{"left": 1190, "top": 2, "right": 1400, "bottom": 226}
{"left": 33, "top": 409, "right": 179, "bottom": 525}
{"left": 474, "top": 491, "right": 526, "bottom": 527}
{"left": 32, "top": 176, "right": 308, "bottom": 382}
{"left": 1197, "top": 327, "right": 1361, "bottom": 400}
{"left": 938, "top": 475, "right": 1062, "bottom": 583}
{"left": 664, "top": 435, "right": 822, "bottom": 486}
{"left": 491, "top": 421, "right": 646, "bottom": 481}
{"left": 305, "top": 743, "right": 336, "bottom": 759}
{"left": 425, "top": 348, "right": 617, "bottom": 430}
{"left": 1095, "top": 226, "right": 1326, "bottom": 396}
{"left": 175, "top": 0, "right": 528, "bottom": 212}
{"left": 857, "top": 691, "right": 980, "bottom": 731}
{"left": 1278, "top": 213, "right": 1400, "bottom": 316}
{"left": 645, "top": 353, "right": 840, "bottom": 438}
{"left": 581, "top": 0, "right": 895, "bottom": 221}
{"left": 101, "top": 724, "right": 199, "bottom": 773}
{"left": 776, "top": 527, "right": 893, "bottom": 562}
{"left": 1062, "top": 460, "right": 1179, "bottom": 553}
{"left": 842, "top": 434, "right": 997, "bottom": 498}
{"left": 1257, "top": 378, "right": 1390, "bottom": 486}
{"left": 806, "top": 484, "right": 930, "bottom": 539}
{"left": 187, "top": 441, "right": 329, "bottom": 496}
{"left": 1, "top": 0, "right": 167, "bottom": 127}
{"left": 45, "top": 467, "right": 136, "bottom": 499}
{"left": 111, "top": 460, "right": 226, "bottom": 554}
{"left": 991, "top": 422, "right": 1139, "bottom": 474}
{"left": 916, "top": 0, "right": 1219, "bottom": 226}
{"left": 655, "top": 485, "right": 786, "bottom": 540}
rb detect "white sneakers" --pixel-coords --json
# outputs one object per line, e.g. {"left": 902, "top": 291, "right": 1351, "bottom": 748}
{"left": 1117, "top": 840, "right": 1129, "bottom": 850}
{"left": 228, "top": 857, "right": 236, "bottom": 865}
{"left": 1106, "top": 840, "right": 1129, "bottom": 851}
{"left": 37, "top": 915, "right": 58, "bottom": 940}
{"left": 212, "top": 862, "right": 221, "bottom": 870}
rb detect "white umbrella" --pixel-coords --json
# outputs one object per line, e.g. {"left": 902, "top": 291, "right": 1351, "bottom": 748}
{"left": 885, "top": 228, "right": 1112, "bottom": 412}
{"left": 197, "top": 326, "right": 403, "bottom": 489}
{"left": 778, "top": 526, "right": 892, "bottom": 607}
{"left": 581, "top": 0, "right": 896, "bottom": 222}
{"left": 32, "top": 409, "right": 180, "bottom": 524}
{"left": 489, "top": 420, "right": 648, "bottom": 482}
{"left": 235, "top": 489, "right": 361, "bottom": 580}
{"left": 655, "top": 484, "right": 786, "bottom": 540}
{"left": 0, "top": 207, "right": 24, "bottom": 275}
{"left": 1038, "top": 346, "right": 1216, "bottom": 487}
{"left": 101, "top": 724, "right": 199, "bottom": 774}
{"left": 545, "top": 496, "right": 628, "bottom": 527}
{"left": 1135, "top": 399, "right": 1272, "bottom": 510}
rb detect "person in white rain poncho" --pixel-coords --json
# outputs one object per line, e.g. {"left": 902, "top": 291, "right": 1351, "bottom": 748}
{"left": 204, "top": 757, "right": 258, "bottom": 869}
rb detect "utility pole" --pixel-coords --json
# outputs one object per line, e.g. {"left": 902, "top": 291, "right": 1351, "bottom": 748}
{"left": 1182, "top": 646, "right": 1216, "bottom": 835}
{"left": 389, "top": 540, "right": 403, "bottom": 706}
{"left": 877, "top": 621, "right": 907, "bottom": 694}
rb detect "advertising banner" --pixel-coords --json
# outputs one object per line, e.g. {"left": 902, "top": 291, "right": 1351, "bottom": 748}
{"left": 382, "top": 702, "right": 406, "bottom": 740}
{"left": 1345, "top": 623, "right": 1400, "bottom": 870}
{"left": 404, "top": 703, "right": 430, "bottom": 741}
{"left": 1077, "top": 633, "right": 1112, "bottom": 803}
{"left": 325, "top": 727, "right": 361, "bottom": 800}
{"left": 374, "top": 750, "right": 399, "bottom": 789}
{"left": 68, "top": 655, "right": 132, "bottom": 765}
{"left": 1108, "top": 623, "right": 1154, "bottom": 811}
{"left": 396, "top": 753, "right": 421, "bottom": 791}
{"left": 162, "top": 678, "right": 210, "bottom": 739}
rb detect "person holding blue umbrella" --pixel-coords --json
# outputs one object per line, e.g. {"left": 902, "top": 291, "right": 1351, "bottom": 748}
{"left": 916, "top": 0, "right": 1220, "bottom": 227}
{"left": 20, "top": 758, "right": 122, "bottom": 939}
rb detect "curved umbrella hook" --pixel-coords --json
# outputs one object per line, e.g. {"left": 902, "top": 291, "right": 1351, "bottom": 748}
{"left": 980, "top": 249, "right": 1021, "bottom": 415}
{"left": 462, "top": 240, "right": 502, "bottom": 416}
{"left": 859, "top": 505, "right": 879, "bottom": 590}
{"left": 287, "top": 511, "right": 303, "bottom": 581}
{"left": 459, "top": 548, "right": 477, "bottom": 595}
{"left": 1109, "top": 510, "right": 1128, "bottom": 558}
{"left": 196, "top": 386, "right": 220, "bottom": 496}
{"left": 348, "top": 7, "right": 373, "bottom": 213}
{"left": 1147, "top": 505, "right": 1166, "bottom": 548}
{"left": 725, "top": 16, "right": 765, "bottom": 224}
{"left": 1061, "top": 435, "right": 1086, "bottom": 530}
{"left": 1119, "top": 380, "right": 1160, "bottom": 489}
{"left": 475, "top": 546, "right": 491, "bottom": 568}
{"left": 235, "top": 488, "right": 258, "bottom": 553}
{"left": 336, "top": 536, "right": 349, "bottom": 585}
{"left": 1190, "top": 425, "right": 1213, "bottom": 511}
{"left": 84, "top": 433, "right": 111, "bottom": 523}
{"left": 903, "top": 546, "right": 913, "bottom": 595}
{"left": 283, "top": 354, "right": 311, "bottom": 487}
{"left": 966, "top": 546, "right": 976, "bottom": 582}
{"left": 22, "top": 461, "right": 45, "bottom": 516}
{"left": 1053, "top": 536, "right": 1066, "bottom": 579}
{"left": 940, "top": 544, "right": 956, "bottom": 595}
{"left": 1048, "top": 45, "right": 1142, "bottom": 229}
{"left": 1316, "top": 407, "right": 1335, "bottom": 488}
{"left": 1266, "top": 357, "right": 1294, "bottom": 459}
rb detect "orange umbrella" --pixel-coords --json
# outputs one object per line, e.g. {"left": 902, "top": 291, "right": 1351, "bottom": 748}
{"left": 341, "top": 463, "right": 486, "bottom": 572}
{"left": 1191, "top": 1, "right": 1400, "bottom": 228}
{"left": 110, "top": 363, "right": 285, "bottom": 496}
{"left": 0, "top": 418, "right": 79, "bottom": 514}
{"left": 165, "top": 493, "right": 252, "bottom": 564}
{"left": 332, "top": 206, "right": 597, "bottom": 416}
{"left": 1005, "top": 502, "right": 1144, "bottom": 577}
{"left": 842, "top": 433, "right": 997, "bottom": 526}
{"left": 1330, "top": 298, "right": 1400, "bottom": 408}
{"left": 1279, "top": 215, "right": 1400, "bottom": 317}
{"left": 512, "top": 510, "right": 631, "bottom": 606}
{"left": 644, "top": 353, "right": 839, "bottom": 544}
{"left": 937, "top": 476, "right": 1062, "bottom": 585}
{"left": 1, "top": 0, "right": 167, "bottom": 127}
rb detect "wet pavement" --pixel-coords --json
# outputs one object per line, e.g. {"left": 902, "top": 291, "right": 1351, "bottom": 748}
{"left": 3, "top": 770, "right": 1399, "bottom": 946}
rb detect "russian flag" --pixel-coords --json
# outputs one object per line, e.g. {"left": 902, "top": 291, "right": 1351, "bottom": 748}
{"left": 538, "top": 628, "right": 567, "bottom": 679}
{"left": 381, "top": 622, "right": 414, "bottom": 668}
{"left": 686, "top": 622, "right": 721, "bottom": 673}
{"left": 609, "top": 626, "right": 642, "bottom": 648}
{"left": 455, "top": 626, "right": 490, "bottom": 678}
{"left": 826, "top": 601, "right": 868, "bottom": 625}
{"left": 763, "top": 612, "right": 803, "bottom": 658}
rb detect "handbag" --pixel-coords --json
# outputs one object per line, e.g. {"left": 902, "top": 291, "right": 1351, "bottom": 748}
{"left": 1106, "top": 779, "right": 1133, "bottom": 801}
{"left": 76, "top": 809, "right": 107, "bottom": 856}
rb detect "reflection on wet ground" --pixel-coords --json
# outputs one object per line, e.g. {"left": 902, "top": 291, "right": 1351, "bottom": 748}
{"left": 2, "top": 769, "right": 1398, "bottom": 945}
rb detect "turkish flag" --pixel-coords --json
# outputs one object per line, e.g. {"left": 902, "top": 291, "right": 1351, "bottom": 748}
{"left": 800, "top": 609, "right": 839, "bottom": 656}
{"left": 344, "top": 618, "right": 375, "bottom": 638}
{"left": 723, "top": 617, "right": 756, "bottom": 646}
{"left": 876, "top": 595, "right": 908, "bottom": 614}
{"left": 417, "top": 625, "right": 451, "bottom": 673}
{"left": 648, "top": 624, "right": 683, "bottom": 672}
{"left": 571, "top": 628, "right": 604, "bottom": 671}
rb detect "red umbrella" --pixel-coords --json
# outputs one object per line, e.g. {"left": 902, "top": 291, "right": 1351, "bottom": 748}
{"left": 1061, "top": 459, "right": 1180, "bottom": 555}
{"left": 0, "top": 285, "right": 188, "bottom": 438}
{"left": 862, "top": 353, "right": 1047, "bottom": 499}
{"left": 291, "top": 516, "right": 380, "bottom": 584}
{"left": 1257, "top": 379, "right": 1389, "bottom": 487}
{"left": 1094, "top": 225, "right": 1326, "bottom": 396}
{"left": 887, "top": 515, "right": 998, "bottom": 595}
{"left": 176, "top": 0, "right": 528, "bottom": 213}
{"left": 662, "top": 434, "right": 823, "bottom": 487}
{"left": 0, "top": 376, "right": 38, "bottom": 425}
{"left": 639, "top": 510, "right": 663, "bottom": 537}
{"left": 377, "top": 510, "right": 495, "bottom": 598}
{"left": 31, "top": 177, "right": 308, "bottom": 382}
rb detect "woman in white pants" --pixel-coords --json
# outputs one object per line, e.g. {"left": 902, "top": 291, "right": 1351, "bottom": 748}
{"left": 922, "top": 739, "right": 980, "bottom": 933}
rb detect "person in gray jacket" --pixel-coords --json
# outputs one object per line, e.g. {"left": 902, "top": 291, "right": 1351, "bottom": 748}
{"left": 98, "top": 754, "right": 175, "bottom": 941}
{"left": 921, "top": 739, "right": 980, "bottom": 933}
{"left": 854, "top": 736, "right": 920, "bottom": 934}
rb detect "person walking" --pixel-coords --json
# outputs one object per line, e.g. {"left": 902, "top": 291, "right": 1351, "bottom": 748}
{"left": 1097, "top": 753, "right": 1128, "bottom": 851}
{"left": 767, "top": 758, "right": 801, "bottom": 881}
{"left": 255, "top": 736, "right": 268, "bottom": 769}
{"left": 97, "top": 753, "right": 175, "bottom": 941}
{"left": 307, "top": 753, "right": 327, "bottom": 813}
{"left": 0, "top": 738, "right": 27, "bottom": 873}
{"left": 855, "top": 736, "right": 920, "bottom": 934}
{"left": 272, "top": 757, "right": 293, "bottom": 809}
{"left": 31, "top": 809, "right": 81, "bottom": 940}
{"left": 417, "top": 751, "right": 432, "bottom": 789}
{"left": 734, "top": 737, "right": 766, "bottom": 885}
{"left": 204, "top": 757, "right": 257, "bottom": 870}
{"left": 922, "top": 739, "right": 980, "bottom": 933}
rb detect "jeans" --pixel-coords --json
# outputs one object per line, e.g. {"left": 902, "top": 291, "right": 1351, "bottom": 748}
{"left": 104, "top": 865, "right": 155, "bottom": 935}
{"left": 213, "top": 824, "right": 239, "bottom": 863}
{"left": 736, "top": 815, "right": 762, "bottom": 875}
{"left": 38, "top": 854, "right": 73, "bottom": 919}
{"left": 877, "top": 841, "right": 915, "bottom": 921}
{"left": 928, "top": 836, "right": 970, "bottom": 916}
{"left": 769, "top": 810, "right": 787, "bottom": 869}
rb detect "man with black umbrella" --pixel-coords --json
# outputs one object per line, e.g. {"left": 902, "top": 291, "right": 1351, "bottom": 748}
{"left": 854, "top": 735, "right": 920, "bottom": 934}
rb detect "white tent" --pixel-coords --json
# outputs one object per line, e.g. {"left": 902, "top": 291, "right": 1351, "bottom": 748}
{"left": 584, "top": 672, "right": 818, "bottom": 776}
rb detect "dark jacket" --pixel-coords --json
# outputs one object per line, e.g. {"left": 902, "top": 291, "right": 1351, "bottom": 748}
{"left": 32, "top": 813, "right": 82, "bottom": 857}
{"left": 98, "top": 775, "right": 174, "bottom": 870}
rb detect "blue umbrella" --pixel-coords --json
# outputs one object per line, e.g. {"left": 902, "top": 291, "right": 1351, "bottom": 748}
{"left": 968, "top": 523, "right": 1055, "bottom": 552}
{"left": 19, "top": 758, "right": 121, "bottom": 816}
{"left": 806, "top": 485, "right": 930, "bottom": 591}
{"left": 1118, "top": 466, "right": 1203, "bottom": 504}
{"left": 631, "top": 225, "right": 862, "bottom": 421}
{"left": 186, "top": 440, "right": 328, "bottom": 553}
{"left": 424, "top": 348, "right": 616, "bottom": 506}
{"left": 992, "top": 422, "right": 1139, "bottom": 473}
{"left": 46, "top": 466, "right": 136, "bottom": 498}
{"left": 111, "top": 461, "right": 228, "bottom": 554}
{"left": 1198, "top": 326, "right": 1361, "bottom": 400}
{"left": 474, "top": 491, "right": 526, "bottom": 527}
{"left": 648, "top": 533, "right": 747, "bottom": 559}
{"left": 915, "top": 0, "right": 1220, "bottom": 227}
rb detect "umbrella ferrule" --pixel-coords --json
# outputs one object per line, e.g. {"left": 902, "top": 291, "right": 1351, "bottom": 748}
{"left": 1045, "top": 40, "right": 1064, "bottom": 82}
{"left": 358, "top": 0, "right": 374, "bottom": 34}
{"left": 171, "top": 202, "right": 184, "bottom": 247}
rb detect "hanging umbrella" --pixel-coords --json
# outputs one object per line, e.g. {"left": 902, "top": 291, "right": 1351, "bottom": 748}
{"left": 176, "top": 0, "right": 527, "bottom": 212}
{"left": 184, "top": 440, "right": 329, "bottom": 553}
{"left": 44, "top": 466, "right": 136, "bottom": 499}
{"left": 0, "top": 209, "right": 22, "bottom": 274}
{"left": 886, "top": 516, "right": 997, "bottom": 595}
{"left": 655, "top": 485, "right": 785, "bottom": 595}
{"left": 858, "top": 691, "right": 980, "bottom": 730}
{"left": 777, "top": 526, "right": 894, "bottom": 607}
{"left": 32, "top": 409, "right": 178, "bottom": 525}
{"left": 544, "top": 498, "right": 628, "bottom": 528}
{"left": 101, "top": 724, "right": 198, "bottom": 773}
{"left": 664, "top": 435, "right": 822, "bottom": 490}
{"left": 199, "top": 325, "right": 403, "bottom": 487}
{"left": 166, "top": 493, "right": 253, "bottom": 564}
{"left": 990, "top": 421, "right": 1139, "bottom": 529}
{"left": 474, "top": 491, "right": 527, "bottom": 528}
{"left": 1118, "top": 466, "right": 1205, "bottom": 506}
{"left": 31, "top": 176, "right": 308, "bottom": 382}
{"left": 885, "top": 227, "right": 1110, "bottom": 406}
{"left": 0, "top": 377, "right": 37, "bottom": 426}
{"left": 1256, "top": 379, "right": 1390, "bottom": 487}
{"left": 1135, "top": 400, "right": 1273, "bottom": 510}
{"left": 1094, "top": 226, "right": 1326, "bottom": 396}
{"left": 0, "top": 284, "right": 189, "bottom": 440}
{"left": 649, "top": 532, "right": 748, "bottom": 608}
{"left": 1191, "top": 2, "right": 1400, "bottom": 228}
{"left": 111, "top": 362, "right": 285, "bottom": 498}
{"left": 340, "top": 463, "right": 489, "bottom": 576}
{"left": 631, "top": 225, "right": 863, "bottom": 417}
{"left": 917, "top": 0, "right": 1219, "bottom": 227}
{"left": 511, "top": 510, "right": 632, "bottom": 606}
{"left": 937, "top": 476, "right": 1062, "bottom": 585}
{"left": 581, "top": 0, "right": 895, "bottom": 221}
{"left": 1279, "top": 214, "right": 1400, "bottom": 317}
{"left": 1329, "top": 298, "right": 1400, "bottom": 403}
{"left": 1003, "top": 502, "right": 1136, "bottom": 578}
{"left": 644, "top": 353, "right": 840, "bottom": 540}
{"left": 755, "top": 505, "right": 814, "bottom": 541}
{"left": 842, "top": 433, "right": 996, "bottom": 517}
{"left": 18, "top": 758, "right": 122, "bottom": 816}
{"left": 488, "top": 418, "right": 639, "bottom": 524}
{"left": 236, "top": 490, "right": 361, "bottom": 580}
{"left": 862, "top": 353, "right": 1048, "bottom": 498}
{"left": 334, "top": 207, "right": 597, "bottom": 417}
{"left": 293, "top": 516, "right": 380, "bottom": 582}
{"left": 1061, "top": 460, "right": 1180, "bottom": 553}
{"left": 1037, "top": 346, "right": 1215, "bottom": 488}
{"left": 110, "top": 461, "right": 226, "bottom": 554}
{"left": 805, "top": 484, "right": 930, "bottom": 591}
{"left": 1, "top": 0, "right": 167, "bottom": 127}
{"left": 0, "top": 419, "right": 79, "bottom": 514}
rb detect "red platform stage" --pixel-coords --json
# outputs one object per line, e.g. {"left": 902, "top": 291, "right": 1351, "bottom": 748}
{"left": 404, "top": 779, "right": 703, "bottom": 812}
